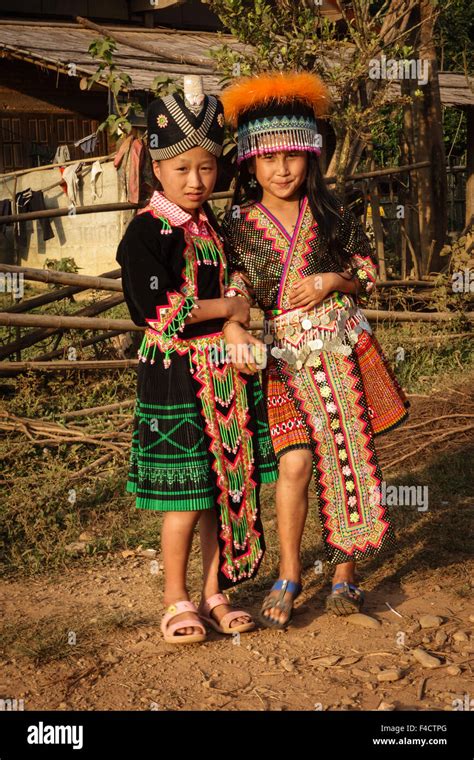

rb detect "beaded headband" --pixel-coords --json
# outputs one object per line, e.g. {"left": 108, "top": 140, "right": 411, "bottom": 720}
{"left": 221, "top": 72, "right": 331, "bottom": 164}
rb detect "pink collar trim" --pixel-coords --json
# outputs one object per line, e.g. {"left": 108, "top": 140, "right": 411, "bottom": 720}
{"left": 149, "top": 191, "right": 209, "bottom": 229}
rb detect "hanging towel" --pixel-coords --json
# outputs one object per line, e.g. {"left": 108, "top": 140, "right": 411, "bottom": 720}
{"left": 113, "top": 135, "right": 132, "bottom": 202}
{"left": 90, "top": 160, "right": 103, "bottom": 201}
{"left": 53, "top": 145, "right": 70, "bottom": 164}
{"left": 113, "top": 136, "right": 143, "bottom": 203}
{"left": 128, "top": 138, "right": 143, "bottom": 204}
{"left": 61, "top": 162, "right": 83, "bottom": 206}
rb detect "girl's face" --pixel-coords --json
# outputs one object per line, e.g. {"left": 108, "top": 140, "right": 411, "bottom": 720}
{"left": 153, "top": 147, "right": 217, "bottom": 213}
{"left": 251, "top": 150, "right": 308, "bottom": 201}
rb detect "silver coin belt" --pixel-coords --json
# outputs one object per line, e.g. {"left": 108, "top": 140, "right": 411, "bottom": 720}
{"left": 262, "top": 294, "right": 372, "bottom": 369}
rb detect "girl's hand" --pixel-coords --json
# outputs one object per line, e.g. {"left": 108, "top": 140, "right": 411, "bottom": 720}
{"left": 288, "top": 273, "right": 337, "bottom": 312}
{"left": 226, "top": 296, "right": 251, "bottom": 328}
{"left": 223, "top": 323, "right": 266, "bottom": 375}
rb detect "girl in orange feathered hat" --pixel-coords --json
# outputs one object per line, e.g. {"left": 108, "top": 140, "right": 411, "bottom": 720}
{"left": 220, "top": 71, "right": 410, "bottom": 628}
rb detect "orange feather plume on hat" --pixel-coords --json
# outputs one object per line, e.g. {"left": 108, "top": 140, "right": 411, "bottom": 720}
{"left": 221, "top": 71, "right": 332, "bottom": 127}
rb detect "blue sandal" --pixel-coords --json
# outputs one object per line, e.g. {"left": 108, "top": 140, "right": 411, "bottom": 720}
{"left": 258, "top": 579, "right": 303, "bottom": 629}
{"left": 326, "top": 581, "right": 364, "bottom": 616}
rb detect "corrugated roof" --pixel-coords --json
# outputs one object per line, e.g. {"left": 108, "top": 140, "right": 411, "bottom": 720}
{"left": 0, "top": 20, "right": 473, "bottom": 106}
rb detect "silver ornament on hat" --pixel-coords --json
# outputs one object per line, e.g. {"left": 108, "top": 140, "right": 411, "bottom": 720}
{"left": 184, "top": 75, "right": 206, "bottom": 115}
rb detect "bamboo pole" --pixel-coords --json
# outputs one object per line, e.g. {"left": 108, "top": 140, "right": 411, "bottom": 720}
{"left": 0, "top": 46, "right": 106, "bottom": 96}
{"left": 0, "top": 263, "right": 438, "bottom": 296}
{"left": 367, "top": 147, "right": 387, "bottom": 280}
{"left": 4, "top": 268, "right": 122, "bottom": 313}
{"left": 324, "top": 162, "right": 431, "bottom": 185}
{"left": 0, "top": 202, "right": 144, "bottom": 225}
{"left": 0, "top": 312, "right": 140, "bottom": 332}
{"left": 465, "top": 107, "right": 474, "bottom": 227}
{"left": 363, "top": 309, "right": 474, "bottom": 322}
{"left": 1, "top": 309, "right": 473, "bottom": 336}
{"left": 2, "top": 327, "right": 473, "bottom": 376}
{"left": 34, "top": 330, "right": 127, "bottom": 362}
{"left": 0, "top": 18, "right": 230, "bottom": 38}
{"left": 0, "top": 359, "right": 139, "bottom": 374}
{"left": 0, "top": 294, "right": 126, "bottom": 360}
{"left": 11, "top": 174, "right": 21, "bottom": 362}
{"left": 62, "top": 399, "right": 135, "bottom": 419}
{"left": 0, "top": 154, "right": 115, "bottom": 181}
{"left": 0, "top": 264, "right": 122, "bottom": 292}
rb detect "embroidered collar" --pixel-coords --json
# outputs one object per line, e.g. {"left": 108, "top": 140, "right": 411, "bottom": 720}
{"left": 148, "top": 190, "right": 210, "bottom": 235}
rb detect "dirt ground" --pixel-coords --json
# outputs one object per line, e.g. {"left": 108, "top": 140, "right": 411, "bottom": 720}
{"left": 0, "top": 376, "right": 473, "bottom": 712}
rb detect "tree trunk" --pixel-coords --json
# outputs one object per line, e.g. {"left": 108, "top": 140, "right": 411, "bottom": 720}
{"left": 466, "top": 106, "right": 474, "bottom": 227}
{"left": 401, "top": 76, "right": 423, "bottom": 277}
{"left": 416, "top": 0, "right": 448, "bottom": 273}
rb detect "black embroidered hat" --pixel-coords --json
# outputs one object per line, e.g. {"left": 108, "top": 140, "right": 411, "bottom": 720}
{"left": 147, "top": 75, "right": 225, "bottom": 161}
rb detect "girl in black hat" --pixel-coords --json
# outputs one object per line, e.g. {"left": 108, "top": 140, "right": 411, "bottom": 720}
{"left": 117, "top": 77, "right": 278, "bottom": 644}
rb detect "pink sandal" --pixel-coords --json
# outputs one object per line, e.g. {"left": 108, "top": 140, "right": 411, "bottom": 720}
{"left": 199, "top": 593, "right": 255, "bottom": 634}
{"left": 161, "top": 600, "right": 207, "bottom": 644}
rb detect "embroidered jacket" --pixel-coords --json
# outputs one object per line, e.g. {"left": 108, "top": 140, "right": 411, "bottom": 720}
{"left": 116, "top": 191, "right": 227, "bottom": 365}
{"left": 222, "top": 198, "right": 378, "bottom": 311}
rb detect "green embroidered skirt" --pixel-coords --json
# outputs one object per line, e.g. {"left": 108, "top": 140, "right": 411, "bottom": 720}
{"left": 125, "top": 332, "right": 278, "bottom": 587}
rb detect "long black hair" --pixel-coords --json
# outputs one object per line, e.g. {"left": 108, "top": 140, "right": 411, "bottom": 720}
{"left": 231, "top": 151, "right": 347, "bottom": 267}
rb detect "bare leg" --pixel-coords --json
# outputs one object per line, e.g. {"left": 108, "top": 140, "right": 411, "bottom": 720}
{"left": 198, "top": 508, "right": 251, "bottom": 627}
{"left": 162, "top": 510, "right": 202, "bottom": 636}
{"left": 262, "top": 449, "right": 313, "bottom": 625}
{"left": 332, "top": 561, "right": 356, "bottom": 586}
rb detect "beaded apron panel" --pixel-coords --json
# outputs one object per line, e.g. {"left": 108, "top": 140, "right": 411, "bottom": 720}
{"left": 275, "top": 349, "right": 397, "bottom": 563}
{"left": 188, "top": 337, "right": 266, "bottom": 585}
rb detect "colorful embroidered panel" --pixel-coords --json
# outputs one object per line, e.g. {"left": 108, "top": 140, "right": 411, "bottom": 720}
{"left": 275, "top": 350, "right": 397, "bottom": 563}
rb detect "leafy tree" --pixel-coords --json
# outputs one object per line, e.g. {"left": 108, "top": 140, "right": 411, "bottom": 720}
{"left": 208, "top": 0, "right": 428, "bottom": 193}
{"left": 85, "top": 38, "right": 183, "bottom": 138}
{"left": 435, "top": 0, "right": 474, "bottom": 76}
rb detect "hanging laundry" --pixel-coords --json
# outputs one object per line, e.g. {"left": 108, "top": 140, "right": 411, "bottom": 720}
{"left": 53, "top": 145, "right": 71, "bottom": 164}
{"left": 128, "top": 138, "right": 143, "bottom": 204}
{"left": 113, "top": 134, "right": 133, "bottom": 202}
{"left": 74, "top": 132, "right": 98, "bottom": 155}
{"left": 0, "top": 199, "right": 12, "bottom": 235}
{"left": 90, "top": 160, "right": 103, "bottom": 202}
{"left": 15, "top": 189, "right": 54, "bottom": 246}
{"left": 113, "top": 135, "right": 144, "bottom": 204}
{"left": 60, "top": 162, "right": 83, "bottom": 207}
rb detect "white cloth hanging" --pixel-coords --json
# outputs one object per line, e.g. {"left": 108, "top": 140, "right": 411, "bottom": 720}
{"left": 90, "top": 160, "right": 103, "bottom": 202}
{"left": 53, "top": 145, "right": 70, "bottom": 164}
{"left": 62, "top": 162, "right": 82, "bottom": 206}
